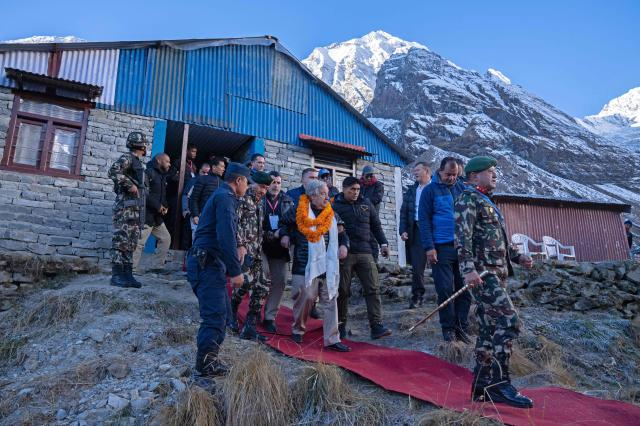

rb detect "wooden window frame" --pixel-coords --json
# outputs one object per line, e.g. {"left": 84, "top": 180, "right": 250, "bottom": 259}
{"left": 1, "top": 92, "right": 90, "bottom": 179}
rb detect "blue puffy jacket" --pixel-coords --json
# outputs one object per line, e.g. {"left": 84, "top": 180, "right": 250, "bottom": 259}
{"left": 418, "top": 174, "right": 466, "bottom": 251}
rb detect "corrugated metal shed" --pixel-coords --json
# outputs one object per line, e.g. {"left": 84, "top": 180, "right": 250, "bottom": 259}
{"left": 495, "top": 194, "right": 630, "bottom": 262}
{"left": 0, "top": 37, "right": 408, "bottom": 166}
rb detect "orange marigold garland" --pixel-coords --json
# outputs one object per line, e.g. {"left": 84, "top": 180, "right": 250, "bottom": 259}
{"left": 296, "top": 194, "right": 334, "bottom": 243}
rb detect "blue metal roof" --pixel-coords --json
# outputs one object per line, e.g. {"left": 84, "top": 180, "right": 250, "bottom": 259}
{"left": 0, "top": 37, "right": 408, "bottom": 166}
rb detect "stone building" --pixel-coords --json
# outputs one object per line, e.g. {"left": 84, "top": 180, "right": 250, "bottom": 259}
{"left": 0, "top": 37, "right": 409, "bottom": 265}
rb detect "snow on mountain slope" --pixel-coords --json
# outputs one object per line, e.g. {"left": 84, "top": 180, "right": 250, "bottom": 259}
{"left": 302, "top": 31, "right": 427, "bottom": 112}
{"left": 297, "top": 30, "right": 637, "bottom": 211}
{"left": 2, "top": 35, "right": 86, "bottom": 44}
{"left": 581, "top": 87, "right": 640, "bottom": 152}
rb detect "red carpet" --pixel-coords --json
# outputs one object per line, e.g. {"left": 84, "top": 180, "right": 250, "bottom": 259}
{"left": 236, "top": 300, "right": 640, "bottom": 425}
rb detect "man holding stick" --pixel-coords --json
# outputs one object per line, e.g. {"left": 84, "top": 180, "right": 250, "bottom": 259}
{"left": 454, "top": 156, "right": 534, "bottom": 409}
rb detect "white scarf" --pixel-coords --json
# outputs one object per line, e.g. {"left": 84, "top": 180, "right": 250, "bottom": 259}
{"left": 304, "top": 204, "right": 339, "bottom": 300}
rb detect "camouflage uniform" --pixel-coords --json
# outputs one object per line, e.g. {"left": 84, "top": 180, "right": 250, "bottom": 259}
{"left": 231, "top": 187, "right": 269, "bottom": 315}
{"left": 454, "top": 187, "right": 521, "bottom": 366}
{"left": 109, "top": 153, "right": 146, "bottom": 266}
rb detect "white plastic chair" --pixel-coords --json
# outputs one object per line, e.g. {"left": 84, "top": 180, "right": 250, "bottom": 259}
{"left": 511, "top": 233, "right": 548, "bottom": 259}
{"left": 542, "top": 236, "right": 576, "bottom": 261}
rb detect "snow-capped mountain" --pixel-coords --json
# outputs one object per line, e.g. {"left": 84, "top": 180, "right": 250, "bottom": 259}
{"left": 580, "top": 87, "right": 640, "bottom": 152}
{"left": 2, "top": 35, "right": 86, "bottom": 44}
{"left": 302, "top": 31, "right": 427, "bottom": 112}
{"left": 303, "top": 31, "right": 639, "bottom": 213}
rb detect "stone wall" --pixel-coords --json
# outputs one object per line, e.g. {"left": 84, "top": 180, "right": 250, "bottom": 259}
{"left": 263, "top": 139, "right": 401, "bottom": 262}
{"left": 509, "top": 260, "right": 640, "bottom": 318}
{"left": 0, "top": 87, "right": 155, "bottom": 264}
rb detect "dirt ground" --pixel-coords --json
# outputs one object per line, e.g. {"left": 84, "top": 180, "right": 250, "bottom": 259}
{"left": 0, "top": 258, "right": 638, "bottom": 425}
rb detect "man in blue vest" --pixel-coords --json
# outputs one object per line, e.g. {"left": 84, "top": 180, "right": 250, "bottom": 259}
{"left": 419, "top": 157, "right": 471, "bottom": 343}
{"left": 186, "top": 162, "right": 249, "bottom": 379}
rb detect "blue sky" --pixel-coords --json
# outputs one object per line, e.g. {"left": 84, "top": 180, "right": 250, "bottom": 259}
{"left": 1, "top": 0, "right": 638, "bottom": 117}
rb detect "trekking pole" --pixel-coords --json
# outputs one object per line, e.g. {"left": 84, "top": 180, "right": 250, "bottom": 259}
{"left": 407, "top": 271, "right": 490, "bottom": 333}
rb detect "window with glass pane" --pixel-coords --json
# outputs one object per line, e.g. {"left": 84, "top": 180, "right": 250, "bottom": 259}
{"left": 13, "top": 122, "right": 44, "bottom": 167}
{"left": 49, "top": 128, "right": 79, "bottom": 171}
{"left": 19, "top": 98, "right": 84, "bottom": 122}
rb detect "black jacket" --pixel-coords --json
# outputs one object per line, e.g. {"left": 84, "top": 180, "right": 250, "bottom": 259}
{"left": 190, "top": 173, "right": 223, "bottom": 218}
{"left": 145, "top": 160, "right": 170, "bottom": 227}
{"left": 281, "top": 204, "right": 349, "bottom": 276}
{"left": 262, "top": 191, "right": 294, "bottom": 260}
{"left": 332, "top": 193, "right": 387, "bottom": 254}
{"left": 360, "top": 179, "right": 384, "bottom": 211}
{"left": 399, "top": 182, "right": 420, "bottom": 264}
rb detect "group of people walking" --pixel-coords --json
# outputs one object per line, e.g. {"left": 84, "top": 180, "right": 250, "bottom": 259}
{"left": 108, "top": 131, "right": 534, "bottom": 409}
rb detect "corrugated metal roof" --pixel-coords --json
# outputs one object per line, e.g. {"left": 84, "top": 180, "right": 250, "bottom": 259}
{"left": 494, "top": 193, "right": 631, "bottom": 213}
{"left": 0, "top": 37, "right": 409, "bottom": 166}
{"left": 59, "top": 49, "right": 119, "bottom": 105}
{"left": 0, "top": 50, "right": 49, "bottom": 87}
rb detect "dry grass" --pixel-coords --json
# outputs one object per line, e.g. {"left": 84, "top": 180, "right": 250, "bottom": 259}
{"left": 40, "top": 358, "right": 109, "bottom": 405}
{"left": 397, "top": 314, "right": 438, "bottom": 339}
{"left": 222, "top": 347, "right": 293, "bottom": 426}
{"left": 435, "top": 341, "right": 473, "bottom": 365}
{"left": 292, "top": 362, "right": 386, "bottom": 425}
{"left": 164, "top": 326, "right": 197, "bottom": 345}
{"left": 0, "top": 335, "right": 28, "bottom": 366}
{"left": 419, "top": 408, "right": 499, "bottom": 426}
{"left": 511, "top": 336, "right": 575, "bottom": 387}
{"left": 161, "top": 385, "right": 223, "bottom": 426}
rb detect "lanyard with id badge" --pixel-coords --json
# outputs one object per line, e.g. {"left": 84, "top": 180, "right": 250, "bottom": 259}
{"left": 266, "top": 196, "right": 280, "bottom": 231}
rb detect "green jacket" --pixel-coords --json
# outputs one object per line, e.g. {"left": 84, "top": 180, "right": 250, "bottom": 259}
{"left": 454, "top": 188, "right": 520, "bottom": 279}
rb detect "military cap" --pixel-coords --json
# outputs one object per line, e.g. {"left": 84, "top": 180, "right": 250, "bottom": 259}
{"left": 318, "top": 168, "right": 331, "bottom": 177}
{"left": 250, "top": 171, "right": 273, "bottom": 185}
{"left": 464, "top": 156, "right": 498, "bottom": 175}
{"left": 226, "top": 162, "right": 251, "bottom": 178}
{"left": 362, "top": 165, "right": 375, "bottom": 175}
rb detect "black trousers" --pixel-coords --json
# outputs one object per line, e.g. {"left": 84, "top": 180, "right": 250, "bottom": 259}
{"left": 431, "top": 243, "right": 472, "bottom": 332}
{"left": 410, "top": 222, "right": 427, "bottom": 299}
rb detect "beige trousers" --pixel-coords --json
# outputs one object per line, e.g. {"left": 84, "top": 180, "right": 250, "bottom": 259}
{"left": 291, "top": 274, "right": 340, "bottom": 346}
{"left": 132, "top": 223, "right": 171, "bottom": 270}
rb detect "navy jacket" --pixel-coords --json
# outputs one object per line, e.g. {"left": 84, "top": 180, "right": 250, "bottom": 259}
{"left": 286, "top": 185, "right": 305, "bottom": 204}
{"left": 192, "top": 182, "right": 242, "bottom": 277}
{"left": 144, "top": 160, "right": 170, "bottom": 227}
{"left": 418, "top": 173, "right": 466, "bottom": 251}
{"left": 190, "top": 173, "right": 223, "bottom": 218}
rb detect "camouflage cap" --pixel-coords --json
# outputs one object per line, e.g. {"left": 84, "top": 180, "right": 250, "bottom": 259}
{"left": 464, "top": 156, "right": 498, "bottom": 175}
{"left": 250, "top": 171, "right": 273, "bottom": 185}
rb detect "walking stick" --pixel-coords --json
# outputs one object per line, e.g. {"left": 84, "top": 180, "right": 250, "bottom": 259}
{"left": 407, "top": 271, "right": 490, "bottom": 332}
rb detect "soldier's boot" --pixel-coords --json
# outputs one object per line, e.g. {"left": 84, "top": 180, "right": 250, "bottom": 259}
{"left": 483, "top": 356, "right": 533, "bottom": 409}
{"left": 228, "top": 298, "right": 240, "bottom": 334}
{"left": 195, "top": 349, "right": 229, "bottom": 378}
{"left": 124, "top": 265, "right": 142, "bottom": 288}
{"left": 239, "top": 312, "right": 267, "bottom": 342}
{"left": 110, "top": 265, "right": 130, "bottom": 288}
{"left": 471, "top": 363, "right": 493, "bottom": 402}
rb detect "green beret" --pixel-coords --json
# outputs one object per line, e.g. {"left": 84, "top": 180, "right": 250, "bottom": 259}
{"left": 251, "top": 171, "right": 273, "bottom": 185}
{"left": 464, "top": 156, "right": 498, "bottom": 175}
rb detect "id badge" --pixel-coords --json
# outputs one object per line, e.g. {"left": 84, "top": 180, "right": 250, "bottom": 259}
{"left": 269, "top": 214, "right": 279, "bottom": 230}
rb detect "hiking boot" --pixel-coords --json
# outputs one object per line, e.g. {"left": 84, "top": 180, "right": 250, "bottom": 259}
{"left": 455, "top": 327, "right": 473, "bottom": 345}
{"left": 409, "top": 295, "right": 423, "bottom": 309}
{"left": 111, "top": 265, "right": 131, "bottom": 288}
{"left": 471, "top": 363, "right": 492, "bottom": 402}
{"left": 291, "top": 333, "right": 303, "bottom": 344}
{"left": 124, "top": 265, "right": 142, "bottom": 288}
{"left": 442, "top": 329, "right": 455, "bottom": 342}
{"left": 326, "top": 342, "right": 351, "bottom": 352}
{"left": 262, "top": 319, "right": 277, "bottom": 334}
{"left": 339, "top": 323, "right": 347, "bottom": 340}
{"left": 229, "top": 299, "right": 240, "bottom": 334}
{"left": 310, "top": 303, "right": 321, "bottom": 319}
{"left": 239, "top": 312, "right": 267, "bottom": 342}
{"left": 370, "top": 323, "right": 392, "bottom": 340}
{"left": 195, "top": 351, "right": 229, "bottom": 378}
{"left": 483, "top": 356, "right": 533, "bottom": 408}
